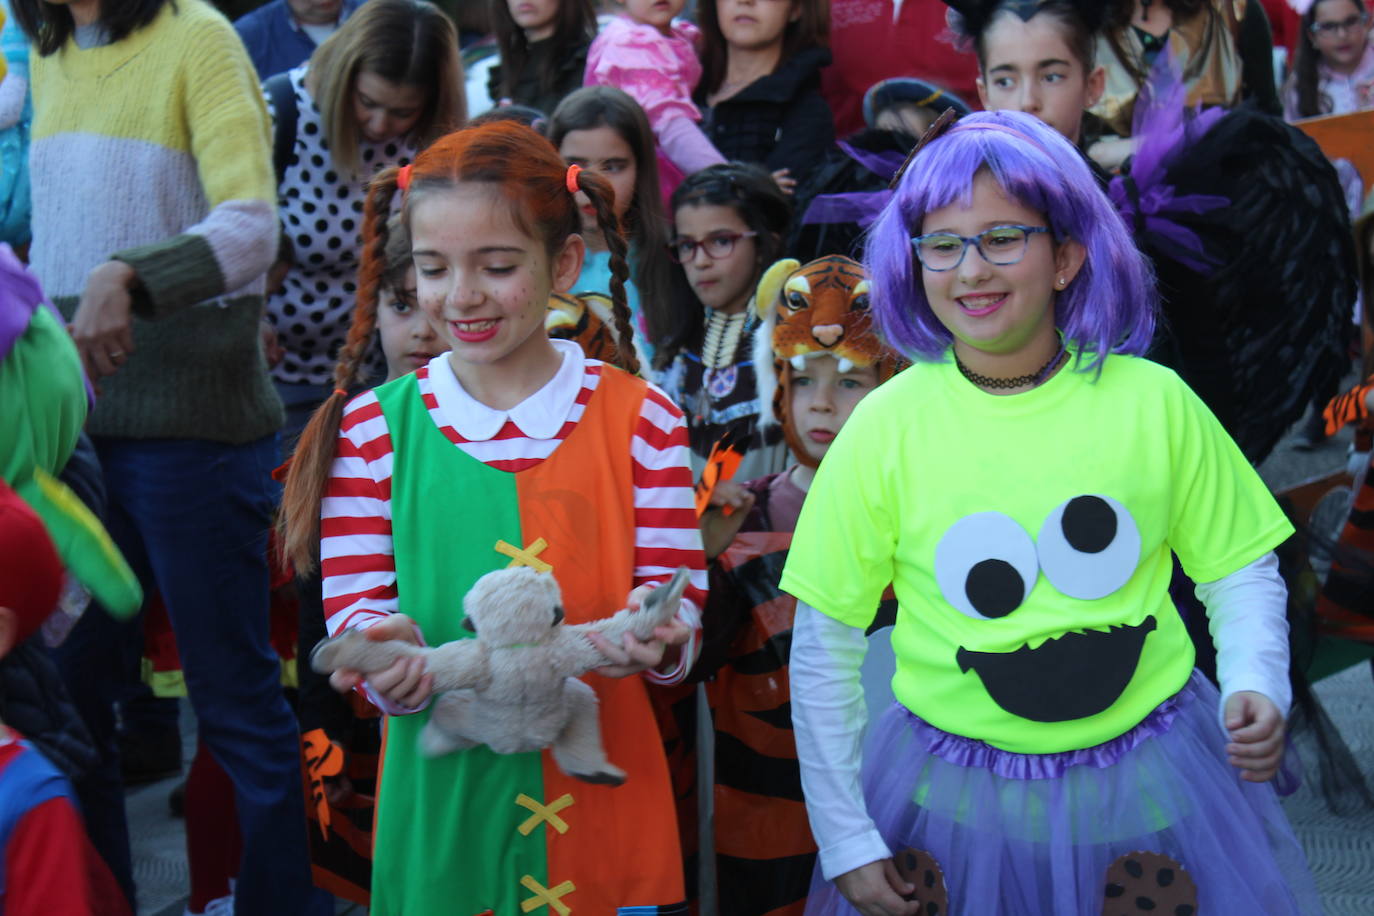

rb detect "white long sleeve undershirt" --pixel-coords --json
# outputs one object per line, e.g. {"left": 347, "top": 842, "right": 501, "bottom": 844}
{"left": 790, "top": 552, "right": 1291, "bottom": 880}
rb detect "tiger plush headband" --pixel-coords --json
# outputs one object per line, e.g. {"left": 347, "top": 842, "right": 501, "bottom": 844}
{"left": 751, "top": 255, "right": 903, "bottom": 468}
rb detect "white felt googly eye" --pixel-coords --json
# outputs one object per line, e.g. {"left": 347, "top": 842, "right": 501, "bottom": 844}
{"left": 1036, "top": 495, "right": 1141, "bottom": 600}
{"left": 934, "top": 512, "right": 1038, "bottom": 620}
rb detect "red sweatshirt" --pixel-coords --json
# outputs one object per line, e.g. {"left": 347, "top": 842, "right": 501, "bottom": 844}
{"left": 0, "top": 737, "right": 128, "bottom": 916}
{"left": 823, "top": 0, "right": 982, "bottom": 136}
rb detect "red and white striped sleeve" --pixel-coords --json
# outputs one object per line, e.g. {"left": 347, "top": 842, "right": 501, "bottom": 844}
{"left": 632, "top": 382, "right": 709, "bottom": 685}
{"left": 320, "top": 391, "right": 399, "bottom": 637}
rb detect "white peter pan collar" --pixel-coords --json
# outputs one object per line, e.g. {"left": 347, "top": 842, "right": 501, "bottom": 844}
{"left": 425, "top": 339, "right": 588, "bottom": 442}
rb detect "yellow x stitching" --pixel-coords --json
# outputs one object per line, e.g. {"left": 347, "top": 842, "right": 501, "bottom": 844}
{"left": 515, "top": 793, "right": 573, "bottom": 836}
{"left": 495, "top": 537, "right": 553, "bottom": 573}
{"left": 519, "top": 875, "right": 575, "bottom": 915}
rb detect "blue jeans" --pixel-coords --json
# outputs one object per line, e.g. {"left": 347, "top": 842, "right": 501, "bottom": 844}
{"left": 273, "top": 379, "right": 333, "bottom": 460}
{"left": 93, "top": 435, "right": 322, "bottom": 916}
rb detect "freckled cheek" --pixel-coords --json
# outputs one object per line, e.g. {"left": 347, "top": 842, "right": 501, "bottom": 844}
{"left": 495, "top": 284, "right": 538, "bottom": 317}
{"left": 417, "top": 290, "right": 446, "bottom": 318}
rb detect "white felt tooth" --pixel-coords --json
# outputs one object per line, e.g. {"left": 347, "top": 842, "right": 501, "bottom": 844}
{"left": 790, "top": 355, "right": 807, "bottom": 371}
{"left": 837, "top": 357, "right": 854, "bottom": 373}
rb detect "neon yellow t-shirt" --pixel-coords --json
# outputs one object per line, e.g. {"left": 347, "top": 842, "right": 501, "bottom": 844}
{"left": 780, "top": 352, "right": 1292, "bottom": 754}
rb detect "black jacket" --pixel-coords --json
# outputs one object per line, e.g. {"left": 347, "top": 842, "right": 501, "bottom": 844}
{"left": 699, "top": 47, "right": 835, "bottom": 187}
{"left": 487, "top": 36, "right": 591, "bottom": 117}
{"left": 0, "top": 640, "right": 99, "bottom": 783}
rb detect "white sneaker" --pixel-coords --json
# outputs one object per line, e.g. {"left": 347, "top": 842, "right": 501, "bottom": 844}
{"left": 184, "top": 894, "right": 233, "bottom": 916}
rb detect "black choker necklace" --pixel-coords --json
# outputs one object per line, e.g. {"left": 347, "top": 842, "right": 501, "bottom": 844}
{"left": 955, "top": 346, "right": 1065, "bottom": 390}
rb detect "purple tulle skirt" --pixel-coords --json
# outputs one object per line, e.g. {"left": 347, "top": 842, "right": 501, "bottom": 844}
{"left": 806, "top": 673, "right": 1321, "bottom": 915}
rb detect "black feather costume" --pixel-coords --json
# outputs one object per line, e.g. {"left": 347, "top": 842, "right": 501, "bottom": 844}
{"left": 1108, "top": 91, "right": 1355, "bottom": 465}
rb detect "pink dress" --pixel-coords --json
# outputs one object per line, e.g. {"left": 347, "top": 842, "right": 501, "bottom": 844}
{"left": 585, "top": 16, "right": 724, "bottom": 201}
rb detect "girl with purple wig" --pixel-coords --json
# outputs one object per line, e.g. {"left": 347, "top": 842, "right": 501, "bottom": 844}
{"left": 947, "top": 0, "right": 1354, "bottom": 466}
{"left": 778, "top": 110, "right": 1320, "bottom": 915}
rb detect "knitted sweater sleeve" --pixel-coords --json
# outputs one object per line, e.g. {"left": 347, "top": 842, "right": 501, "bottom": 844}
{"left": 112, "top": 15, "right": 276, "bottom": 320}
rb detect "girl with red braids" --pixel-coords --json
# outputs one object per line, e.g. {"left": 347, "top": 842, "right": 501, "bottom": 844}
{"left": 279, "top": 119, "right": 706, "bottom": 916}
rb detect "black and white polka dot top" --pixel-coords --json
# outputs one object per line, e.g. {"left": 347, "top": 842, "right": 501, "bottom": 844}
{"left": 266, "top": 64, "right": 416, "bottom": 386}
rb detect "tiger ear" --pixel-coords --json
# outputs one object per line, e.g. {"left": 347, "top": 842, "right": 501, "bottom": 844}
{"left": 754, "top": 258, "right": 801, "bottom": 322}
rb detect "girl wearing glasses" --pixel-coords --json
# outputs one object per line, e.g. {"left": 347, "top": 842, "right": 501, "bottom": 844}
{"left": 1284, "top": 0, "right": 1374, "bottom": 118}
{"left": 782, "top": 111, "right": 1319, "bottom": 915}
{"left": 947, "top": 0, "right": 1355, "bottom": 466}
{"left": 657, "top": 162, "right": 793, "bottom": 481}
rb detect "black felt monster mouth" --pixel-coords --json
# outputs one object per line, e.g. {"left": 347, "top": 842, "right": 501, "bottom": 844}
{"left": 955, "top": 615, "right": 1158, "bottom": 722}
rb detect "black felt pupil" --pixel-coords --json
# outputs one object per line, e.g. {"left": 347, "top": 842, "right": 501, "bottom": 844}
{"left": 1061, "top": 495, "right": 1117, "bottom": 553}
{"left": 964, "top": 559, "right": 1024, "bottom": 618}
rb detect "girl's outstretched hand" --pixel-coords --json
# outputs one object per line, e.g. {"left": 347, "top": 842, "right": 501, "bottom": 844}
{"left": 1224, "top": 690, "right": 1285, "bottom": 782}
{"left": 586, "top": 584, "right": 693, "bottom": 678}
{"left": 833, "top": 859, "right": 920, "bottom": 916}
{"left": 329, "top": 614, "right": 434, "bottom": 710}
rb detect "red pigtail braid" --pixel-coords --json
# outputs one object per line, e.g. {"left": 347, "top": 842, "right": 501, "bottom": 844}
{"left": 577, "top": 169, "right": 641, "bottom": 376}
{"left": 278, "top": 169, "right": 401, "bottom": 573}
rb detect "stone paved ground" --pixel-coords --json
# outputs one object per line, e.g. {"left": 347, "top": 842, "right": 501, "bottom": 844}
{"left": 1282, "top": 664, "right": 1374, "bottom": 916}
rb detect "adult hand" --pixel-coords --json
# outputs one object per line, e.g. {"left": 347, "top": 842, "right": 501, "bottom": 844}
{"left": 329, "top": 614, "right": 434, "bottom": 710}
{"left": 833, "top": 859, "right": 920, "bottom": 916}
{"left": 70, "top": 260, "right": 137, "bottom": 382}
{"left": 260, "top": 318, "right": 285, "bottom": 368}
{"left": 1224, "top": 690, "right": 1285, "bottom": 782}
{"left": 700, "top": 479, "right": 754, "bottom": 561}
{"left": 772, "top": 168, "right": 797, "bottom": 195}
{"left": 266, "top": 258, "right": 291, "bottom": 296}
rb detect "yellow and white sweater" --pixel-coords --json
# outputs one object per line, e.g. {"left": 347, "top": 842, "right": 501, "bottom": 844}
{"left": 29, "top": 0, "right": 282, "bottom": 443}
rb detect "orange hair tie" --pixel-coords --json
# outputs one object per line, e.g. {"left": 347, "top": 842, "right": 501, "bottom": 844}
{"left": 565, "top": 164, "right": 582, "bottom": 194}
{"left": 397, "top": 164, "right": 413, "bottom": 192}
{"left": 333, "top": 388, "right": 348, "bottom": 398}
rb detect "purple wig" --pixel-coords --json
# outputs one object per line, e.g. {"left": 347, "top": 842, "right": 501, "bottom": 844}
{"left": 865, "top": 110, "right": 1156, "bottom": 374}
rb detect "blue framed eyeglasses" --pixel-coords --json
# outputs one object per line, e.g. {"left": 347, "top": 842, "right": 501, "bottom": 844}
{"left": 1311, "top": 12, "right": 1368, "bottom": 38}
{"left": 910, "top": 225, "right": 1050, "bottom": 271}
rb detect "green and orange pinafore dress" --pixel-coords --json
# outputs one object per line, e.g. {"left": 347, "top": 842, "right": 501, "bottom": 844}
{"left": 368, "top": 365, "right": 687, "bottom": 916}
